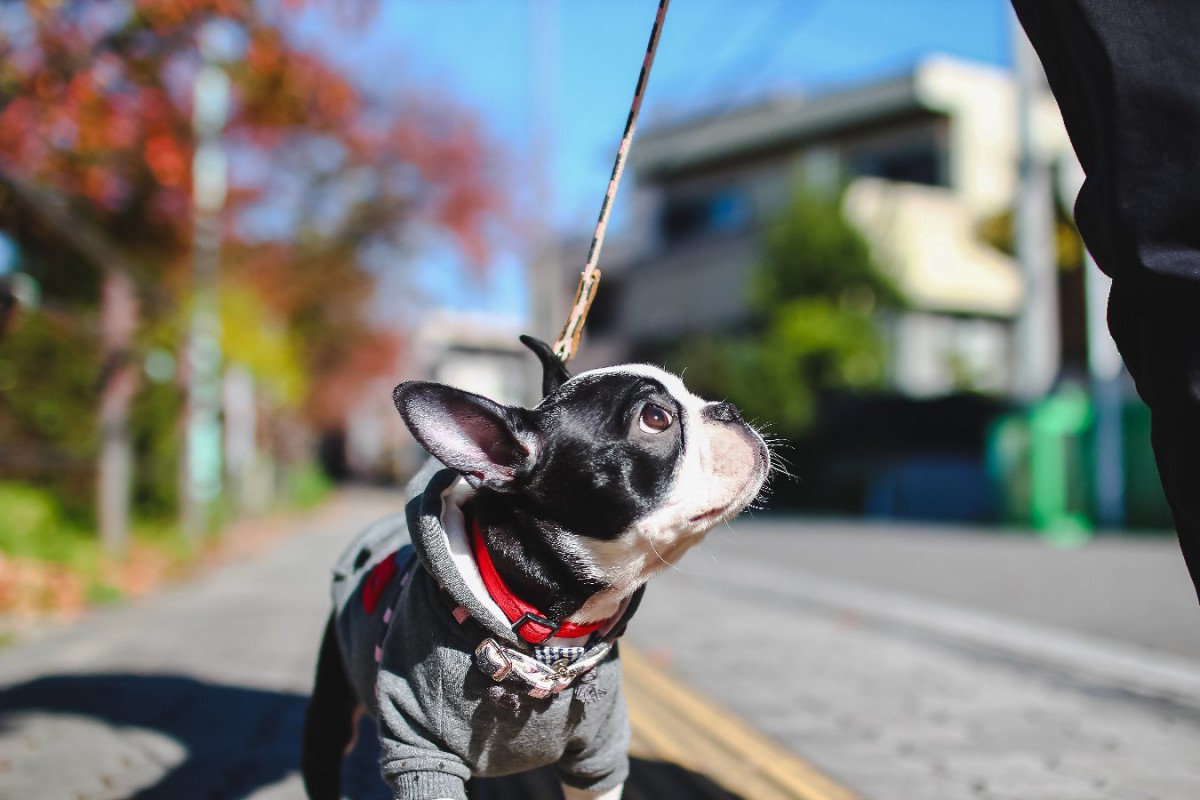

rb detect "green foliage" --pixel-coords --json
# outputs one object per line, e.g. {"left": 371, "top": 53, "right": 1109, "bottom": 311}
{"left": 0, "top": 311, "right": 99, "bottom": 520}
{"left": 977, "top": 205, "right": 1085, "bottom": 272}
{"left": 666, "top": 187, "right": 901, "bottom": 436}
{"left": 0, "top": 311, "right": 99, "bottom": 460}
{"left": 85, "top": 582, "right": 125, "bottom": 606}
{"left": 219, "top": 285, "right": 307, "bottom": 406}
{"left": 0, "top": 482, "right": 95, "bottom": 565}
{"left": 0, "top": 0, "right": 503, "bottom": 558}
{"left": 0, "top": 480, "right": 184, "bottom": 612}
{"left": 1, "top": 309, "right": 186, "bottom": 521}
{"left": 286, "top": 463, "right": 332, "bottom": 509}
{"left": 0, "top": 483, "right": 60, "bottom": 543}
{"left": 129, "top": 378, "right": 183, "bottom": 518}
{"left": 673, "top": 300, "right": 888, "bottom": 433}
{"left": 753, "top": 189, "right": 904, "bottom": 313}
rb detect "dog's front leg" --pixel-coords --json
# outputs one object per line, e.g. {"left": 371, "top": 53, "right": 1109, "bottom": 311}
{"left": 562, "top": 782, "right": 622, "bottom": 800}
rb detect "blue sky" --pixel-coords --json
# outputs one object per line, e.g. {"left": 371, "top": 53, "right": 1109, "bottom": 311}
{"left": 296, "top": 0, "right": 1014, "bottom": 323}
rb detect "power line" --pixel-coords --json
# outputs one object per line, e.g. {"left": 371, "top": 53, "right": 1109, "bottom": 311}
{"left": 654, "top": 1, "right": 824, "bottom": 119}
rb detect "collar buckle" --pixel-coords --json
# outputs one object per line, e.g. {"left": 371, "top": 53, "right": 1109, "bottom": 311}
{"left": 511, "top": 611, "right": 558, "bottom": 643}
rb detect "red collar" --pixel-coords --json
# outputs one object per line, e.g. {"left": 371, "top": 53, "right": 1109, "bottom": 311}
{"left": 469, "top": 518, "right": 609, "bottom": 645}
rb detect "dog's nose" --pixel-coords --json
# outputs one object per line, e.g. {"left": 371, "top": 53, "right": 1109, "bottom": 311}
{"left": 704, "top": 401, "right": 743, "bottom": 424}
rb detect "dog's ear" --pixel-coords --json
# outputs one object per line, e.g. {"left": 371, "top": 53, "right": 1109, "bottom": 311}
{"left": 393, "top": 381, "right": 534, "bottom": 491}
{"left": 519, "top": 335, "right": 571, "bottom": 397}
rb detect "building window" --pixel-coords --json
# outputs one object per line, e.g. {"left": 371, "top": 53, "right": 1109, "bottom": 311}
{"left": 660, "top": 188, "right": 752, "bottom": 244}
{"left": 584, "top": 274, "right": 622, "bottom": 335}
{"left": 849, "top": 146, "right": 944, "bottom": 187}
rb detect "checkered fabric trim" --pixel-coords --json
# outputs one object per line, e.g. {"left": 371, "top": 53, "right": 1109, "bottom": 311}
{"left": 533, "top": 645, "right": 587, "bottom": 668}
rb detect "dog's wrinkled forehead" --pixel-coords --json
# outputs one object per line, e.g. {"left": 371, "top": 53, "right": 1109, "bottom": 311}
{"left": 520, "top": 364, "right": 694, "bottom": 540}
{"left": 578, "top": 364, "right": 701, "bottom": 404}
{"left": 537, "top": 364, "right": 702, "bottom": 417}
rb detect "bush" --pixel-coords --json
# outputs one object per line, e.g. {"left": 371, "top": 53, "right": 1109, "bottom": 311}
{"left": 0, "top": 311, "right": 99, "bottom": 521}
{"left": 0, "top": 482, "right": 94, "bottom": 565}
{"left": 287, "top": 463, "right": 332, "bottom": 509}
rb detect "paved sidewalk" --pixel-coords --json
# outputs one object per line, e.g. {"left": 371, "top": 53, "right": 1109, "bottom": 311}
{"left": 3, "top": 491, "right": 1198, "bottom": 800}
{"left": 0, "top": 490, "right": 810, "bottom": 800}
{"left": 0, "top": 490, "right": 397, "bottom": 800}
{"left": 625, "top": 521, "right": 1200, "bottom": 800}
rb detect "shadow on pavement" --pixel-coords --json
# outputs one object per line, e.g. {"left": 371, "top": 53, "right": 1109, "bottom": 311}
{"left": 0, "top": 673, "right": 313, "bottom": 799}
{"left": 0, "top": 673, "right": 741, "bottom": 800}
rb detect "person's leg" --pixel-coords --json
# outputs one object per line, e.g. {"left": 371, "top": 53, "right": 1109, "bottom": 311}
{"left": 1012, "top": 1, "right": 1200, "bottom": 599}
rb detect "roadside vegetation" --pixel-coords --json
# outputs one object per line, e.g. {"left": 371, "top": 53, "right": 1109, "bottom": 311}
{"left": 665, "top": 186, "right": 904, "bottom": 437}
{"left": 0, "top": 1, "right": 502, "bottom": 620}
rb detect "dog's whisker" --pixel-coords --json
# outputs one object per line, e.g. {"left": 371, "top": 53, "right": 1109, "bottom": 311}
{"left": 647, "top": 534, "right": 687, "bottom": 575}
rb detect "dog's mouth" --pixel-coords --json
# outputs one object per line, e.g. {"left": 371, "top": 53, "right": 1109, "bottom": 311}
{"left": 689, "top": 508, "right": 722, "bottom": 523}
{"left": 688, "top": 444, "right": 772, "bottom": 525}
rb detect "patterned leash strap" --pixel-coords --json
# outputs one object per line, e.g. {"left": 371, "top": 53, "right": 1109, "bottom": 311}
{"left": 552, "top": 0, "right": 671, "bottom": 363}
{"left": 475, "top": 637, "right": 613, "bottom": 699}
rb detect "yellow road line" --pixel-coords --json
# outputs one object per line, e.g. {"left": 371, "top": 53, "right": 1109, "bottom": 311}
{"left": 628, "top": 682, "right": 794, "bottom": 800}
{"left": 623, "top": 646, "right": 860, "bottom": 800}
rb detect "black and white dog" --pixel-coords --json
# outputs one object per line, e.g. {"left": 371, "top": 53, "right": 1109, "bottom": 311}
{"left": 302, "top": 337, "right": 770, "bottom": 800}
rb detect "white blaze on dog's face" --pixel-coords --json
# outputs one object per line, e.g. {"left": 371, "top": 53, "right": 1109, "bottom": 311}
{"left": 536, "top": 364, "right": 770, "bottom": 612}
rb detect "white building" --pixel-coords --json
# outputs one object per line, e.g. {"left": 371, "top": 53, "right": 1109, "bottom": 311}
{"left": 343, "top": 310, "right": 530, "bottom": 481}
{"left": 576, "top": 55, "right": 1074, "bottom": 398}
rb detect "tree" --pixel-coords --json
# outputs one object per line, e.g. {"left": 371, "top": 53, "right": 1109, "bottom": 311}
{"left": 668, "top": 187, "right": 903, "bottom": 436}
{"left": 0, "top": 1, "right": 504, "bottom": 538}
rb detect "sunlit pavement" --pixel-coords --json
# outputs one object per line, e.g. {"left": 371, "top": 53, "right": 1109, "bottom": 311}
{"left": 624, "top": 518, "right": 1200, "bottom": 800}
{"left": 1, "top": 489, "right": 1198, "bottom": 799}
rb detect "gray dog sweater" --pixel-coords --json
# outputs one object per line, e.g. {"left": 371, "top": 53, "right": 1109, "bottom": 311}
{"left": 331, "top": 460, "right": 632, "bottom": 800}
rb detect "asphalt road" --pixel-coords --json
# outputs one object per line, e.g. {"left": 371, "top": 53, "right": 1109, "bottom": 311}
{"left": 625, "top": 517, "right": 1200, "bottom": 800}
{"left": 693, "top": 516, "right": 1200, "bottom": 660}
{"left": 2, "top": 489, "right": 1199, "bottom": 800}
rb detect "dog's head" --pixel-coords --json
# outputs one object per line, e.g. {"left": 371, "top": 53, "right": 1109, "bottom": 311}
{"left": 392, "top": 336, "right": 770, "bottom": 597}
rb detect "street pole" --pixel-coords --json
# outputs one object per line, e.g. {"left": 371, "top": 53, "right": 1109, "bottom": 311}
{"left": 527, "top": 0, "right": 564, "bottom": 401}
{"left": 1011, "top": 22, "right": 1060, "bottom": 402}
{"left": 1086, "top": 251, "right": 1126, "bottom": 528}
{"left": 98, "top": 269, "right": 138, "bottom": 556}
{"left": 1058, "top": 157, "right": 1126, "bottom": 528}
{"left": 182, "top": 33, "right": 231, "bottom": 544}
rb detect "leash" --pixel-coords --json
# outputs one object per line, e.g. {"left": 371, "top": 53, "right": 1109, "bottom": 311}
{"left": 552, "top": 0, "right": 671, "bottom": 364}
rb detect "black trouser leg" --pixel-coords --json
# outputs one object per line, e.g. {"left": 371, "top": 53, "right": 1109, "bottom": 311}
{"left": 1012, "top": 0, "right": 1200, "bottom": 600}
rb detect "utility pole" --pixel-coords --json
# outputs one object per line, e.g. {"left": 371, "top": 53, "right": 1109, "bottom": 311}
{"left": 527, "top": 0, "right": 564, "bottom": 401}
{"left": 1086, "top": 252, "right": 1126, "bottom": 527}
{"left": 1011, "top": 21, "right": 1060, "bottom": 401}
{"left": 98, "top": 269, "right": 138, "bottom": 556}
{"left": 182, "top": 23, "right": 232, "bottom": 544}
{"left": 1059, "top": 157, "right": 1125, "bottom": 528}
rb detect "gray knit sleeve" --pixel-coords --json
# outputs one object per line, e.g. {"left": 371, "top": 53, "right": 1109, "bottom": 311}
{"left": 554, "top": 665, "right": 632, "bottom": 793}
{"left": 375, "top": 671, "right": 471, "bottom": 800}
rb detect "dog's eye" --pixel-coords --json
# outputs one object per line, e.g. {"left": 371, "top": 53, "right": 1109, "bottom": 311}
{"left": 638, "top": 403, "right": 673, "bottom": 433}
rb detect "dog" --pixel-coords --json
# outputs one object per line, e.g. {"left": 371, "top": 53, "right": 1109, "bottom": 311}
{"left": 301, "top": 336, "right": 770, "bottom": 800}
